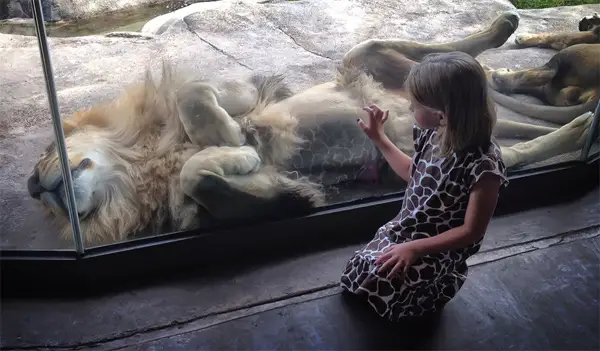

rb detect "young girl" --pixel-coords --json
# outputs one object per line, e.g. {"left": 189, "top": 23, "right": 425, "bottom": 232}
{"left": 340, "top": 51, "right": 509, "bottom": 321}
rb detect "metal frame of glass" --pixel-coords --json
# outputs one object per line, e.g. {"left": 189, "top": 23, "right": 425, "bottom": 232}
{"left": 1, "top": 0, "right": 599, "bottom": 298}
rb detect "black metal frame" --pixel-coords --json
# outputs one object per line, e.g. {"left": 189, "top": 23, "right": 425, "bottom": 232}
{"left": 2, "top": 155, "right": 599, "bottom": 298}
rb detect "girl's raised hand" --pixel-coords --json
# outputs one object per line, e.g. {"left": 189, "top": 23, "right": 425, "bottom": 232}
{"left": 357, "top": 104, "right": 389, "bottom": 142}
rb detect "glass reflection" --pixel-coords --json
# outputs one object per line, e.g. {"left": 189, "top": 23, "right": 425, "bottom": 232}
{"left": 0, "top": 0, "right": 83, "bottom": 251}
{"left": 1, "top": 1, "right": 597, "bottom": 250}
{"left": 29, "top": 0, "right": 84, "bottom": 253}
{"left": 581, "top": 100, "right": 600, "bottom": 161}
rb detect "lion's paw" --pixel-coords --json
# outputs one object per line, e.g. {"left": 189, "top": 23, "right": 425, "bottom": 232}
{"left": 212, "top": 146, "right": 261, "bottom": 176}
{"left": 579, "top": 12, "right": 600, "bottom": 32}
{"left": 488, "top": 11, "right": 521, "bottom": 48}
{"left": 514, "top": 33, "right": 537, "bottom": 46}
{"left": 501, "top": 10, "right": 521, "bottom": 31}
{"left": 183, "top": 145, "right": 262, "bottom": 180}
{"left": 556, "top": 112, "right": 594, "bottom": 149}
{"left": 494, "top": 68, "right": 512, "bottom": 75}
{"left": 485, "top": 67, "right": 512, "bottom": 89}
{"left": 489, "top": 68, "right": 515, "bottom": 91}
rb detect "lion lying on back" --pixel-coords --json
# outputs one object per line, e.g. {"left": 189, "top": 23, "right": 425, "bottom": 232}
{"left": 27, "top": 11, "right": 597, "bottom": 246}
{"left": 486, "top": 13, "right": 599, "bottom": 119}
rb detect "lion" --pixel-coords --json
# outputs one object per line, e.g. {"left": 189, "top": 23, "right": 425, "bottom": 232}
{"left": 485, "top": 15, "right": 599, "bottom": 123}
{"left": 26, "top": 10, "right": 597, "bottom": 246}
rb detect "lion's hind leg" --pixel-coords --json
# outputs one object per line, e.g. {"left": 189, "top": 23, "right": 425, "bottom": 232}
{"left": 180, "top": 146, "right": 325, "bottom": 222}
{"left": 487, "top": 64, "right": 556, "bottom": 97}
{"left": 515, "top": 26, "right": 600, "bottom": 50}
{"left": 500, "top": 111, "right": 594, "bottom": 169}
{"left": 341, "top": 11, "right": 520, "bottom": 90}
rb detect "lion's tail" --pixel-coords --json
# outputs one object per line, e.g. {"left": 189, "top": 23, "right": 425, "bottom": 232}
{"left": 489, "top": 88, "right": 598, "bottom": 125}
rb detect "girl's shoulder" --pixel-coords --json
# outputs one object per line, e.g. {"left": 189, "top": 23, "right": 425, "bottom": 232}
{"left": 462, "top": 137, "right": 509, "bottom": 191}
{"left": 412, "top": 124, "right": 436, "bottom": 151}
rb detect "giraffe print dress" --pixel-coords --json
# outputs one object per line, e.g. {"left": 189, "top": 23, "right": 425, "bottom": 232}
{"left": 340, "top": 125, "right": 509, "bottom": 321}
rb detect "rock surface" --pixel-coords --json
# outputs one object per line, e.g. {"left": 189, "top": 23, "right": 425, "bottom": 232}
{"left": 0, "top": 0, "right": 214, "bottom": 21}
{"left": 1, "top": 0, "right": 599, "bottom": 250}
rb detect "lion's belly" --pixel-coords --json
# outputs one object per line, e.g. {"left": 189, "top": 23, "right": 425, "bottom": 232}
{"left": 269, "top": 81, "right": 412, "bottom": 187}
{"left": 288, "top": 102, "right": 383, "bottom": 186}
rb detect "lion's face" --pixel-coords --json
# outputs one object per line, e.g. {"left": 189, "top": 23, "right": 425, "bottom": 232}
{"left": 27, "top": 130, "right": 115, "bottom": 221}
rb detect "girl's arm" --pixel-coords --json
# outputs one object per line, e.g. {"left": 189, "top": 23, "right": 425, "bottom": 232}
{"left": 373, "top": 135, "right": 413, "bottom": 182}
{"left": 406, "top": 172, "right": 502, "bottom": 256}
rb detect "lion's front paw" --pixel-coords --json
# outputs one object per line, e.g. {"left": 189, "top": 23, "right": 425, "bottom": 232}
{"left": 494, "top": 68, "right": 512, "bottom": 75}
{"left": 208, "top": 145, "right": 262, "bottom": 176}
{"left": 515, "top": 33, "right": 537, "bottom": 46}
{"left": 181, "top": 145, "right": 262, "bottom": 183}
{"left": 230, "top": 146, "right": 262, "bottom": 176}
{"left": 490, "top": 68, "right": 515, "bottom": 91}
{"left": 486, "top": 68, "right": 512, "bottom": 90}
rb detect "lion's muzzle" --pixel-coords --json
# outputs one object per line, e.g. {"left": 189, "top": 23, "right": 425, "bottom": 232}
{"left": 27, "top": 170, "right": 43, "bottom": 199}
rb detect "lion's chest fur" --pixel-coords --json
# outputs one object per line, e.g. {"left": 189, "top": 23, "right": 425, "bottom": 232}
{"left": 129, "top": 136, "right": 201, "bottom": 232}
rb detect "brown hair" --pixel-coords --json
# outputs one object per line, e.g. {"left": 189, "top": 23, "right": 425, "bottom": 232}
{"left": 405, "top": 51, "right": 496, "bottom": 156}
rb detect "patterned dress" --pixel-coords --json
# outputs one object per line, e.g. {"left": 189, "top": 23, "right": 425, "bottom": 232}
{"left": 340, "top": 124, "right": 509, "bottom": 321}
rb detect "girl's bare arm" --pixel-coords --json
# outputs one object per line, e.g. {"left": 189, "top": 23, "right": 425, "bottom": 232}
{"left": 373, "top": 136, "right": 413, "bottom": 182}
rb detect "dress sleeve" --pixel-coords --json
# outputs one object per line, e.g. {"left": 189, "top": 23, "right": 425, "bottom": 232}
{"left": 466, "top": 148, "right": 509, "bottom": 192}
{"left": 412, "top": 124, "right": 429, "bottom": 152}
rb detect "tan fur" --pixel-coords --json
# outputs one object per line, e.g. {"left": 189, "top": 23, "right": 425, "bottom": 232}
{"left": 28, "top": 11, "right": 596, "bottom": 246}
{"left": 487, "top": 24, "right": 599, "bottom": 119}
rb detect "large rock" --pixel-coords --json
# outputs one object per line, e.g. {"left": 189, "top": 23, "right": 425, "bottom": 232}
{"left": 1, "top": 0, "right": 599, "bottom": 250}
{"left": 0, "top": 0, "right": 215, "bottom": 21}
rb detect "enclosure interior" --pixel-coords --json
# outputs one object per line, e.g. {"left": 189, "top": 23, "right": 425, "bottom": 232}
{"left": 1, "top": 0, "right": 599, "bottom": 257}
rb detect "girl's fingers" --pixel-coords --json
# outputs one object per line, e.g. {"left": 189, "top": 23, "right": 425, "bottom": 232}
{"left": 387, "top": 261, "right": 405, "bottom": 280}
{"left": 356, "top": 118, "right": 367, "bottom": 130}
{"left": 365, "top": 104, "right": 384, "bottom": 117}
{"left": 399, "top": 265, "right": 409, "bottom": 281}
{"left": 362, "top": 105, "right": 388, "bottom": 126}
{"left": 368, "top": 104, "right": 382, "bottom": 113}
{"left": 362, "top": 107, "right": 378, "bottom": 124}
{"left": 375, "top": 252, "right": 390, "bottom": 265}
{"left": 377, "top": 257, "right": 397, "bottom": 274}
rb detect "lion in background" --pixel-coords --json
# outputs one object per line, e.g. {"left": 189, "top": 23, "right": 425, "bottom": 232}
{"left": 27, "top": 11, "right": 598, "bottom": 246}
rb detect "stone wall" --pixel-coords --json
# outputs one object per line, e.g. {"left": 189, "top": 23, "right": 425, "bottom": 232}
{"left": 0, "top": 0, "right": 215, "bottom": 22}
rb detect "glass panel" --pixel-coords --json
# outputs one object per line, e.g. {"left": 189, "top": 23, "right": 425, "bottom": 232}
{"left": 581, "top": 100, "right": 600, "bottom": 162}
{"left": 2, "top": 1, "right": 597, "bottom": 250}
{"left": 1, "top": 0, "right": 83, "bottom": 251}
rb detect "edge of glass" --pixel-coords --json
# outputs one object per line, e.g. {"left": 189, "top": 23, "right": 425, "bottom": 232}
{"left": 25, "top": 2, "right": 600, "bottom": 257}
{"left": 31, "top": 0, "right": 85, "bottom": 254}
{"left": 580, "top": 99, "right": 600, "bottom": 161}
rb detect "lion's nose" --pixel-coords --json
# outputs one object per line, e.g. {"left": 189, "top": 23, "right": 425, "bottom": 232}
{"left": 27, "top": 170, "right": 43, "bottom": 199}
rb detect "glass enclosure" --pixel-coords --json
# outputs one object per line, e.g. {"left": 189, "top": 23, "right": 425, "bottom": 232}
{"left": 1, "top": 0, "right": 599, "bottom": 254}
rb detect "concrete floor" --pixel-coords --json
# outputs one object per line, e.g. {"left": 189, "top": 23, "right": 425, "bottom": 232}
{"left": 1, "top": 187, "right": 599, "bottom": 350}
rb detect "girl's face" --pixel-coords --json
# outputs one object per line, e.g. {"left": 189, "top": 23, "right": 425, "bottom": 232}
{"left": 408, "top": 95, "right": 444, "bottom": 129}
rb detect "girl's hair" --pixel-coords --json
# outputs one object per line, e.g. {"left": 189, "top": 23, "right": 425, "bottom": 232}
{"left": 405, "top": 51, "right": 496, "bottom": 156}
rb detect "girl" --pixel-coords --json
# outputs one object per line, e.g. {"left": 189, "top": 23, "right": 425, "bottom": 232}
{"left": 340, "top": 51, "right": 509, "bottom": 321}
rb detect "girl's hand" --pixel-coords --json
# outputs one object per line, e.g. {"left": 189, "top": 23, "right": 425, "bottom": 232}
{"left": 358, "top": 104, "right": 389, "bottom": 143}
{"left": 375, "top": 242, "right": 419, "bottom": 280}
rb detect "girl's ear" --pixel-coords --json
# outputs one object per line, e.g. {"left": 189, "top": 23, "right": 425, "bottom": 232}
{"left": 437, "top": 111, "right": 447, "bottom": 126}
